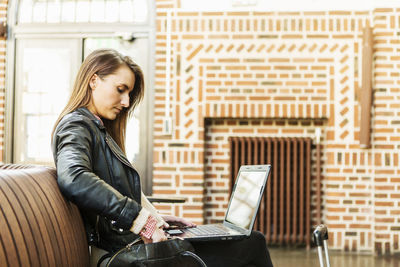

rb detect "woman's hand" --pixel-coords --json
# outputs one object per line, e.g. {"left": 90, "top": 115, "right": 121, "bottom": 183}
{"left": 161, "top": 215, "right": 196, "bottom": 229}
{"left": 141, "top": 227, "right": 168, "bottom": 244}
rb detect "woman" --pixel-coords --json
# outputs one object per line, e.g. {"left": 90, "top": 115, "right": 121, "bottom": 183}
{"left": 52, "top": 49, "right": 273, "bottom": 266}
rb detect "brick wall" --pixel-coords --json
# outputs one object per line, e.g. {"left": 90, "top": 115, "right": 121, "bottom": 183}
{"left": 154, "top": 1, "right": 400, "bottom": 255}
{"left": 372, "top": 8, "right": 400, "bottom": 255}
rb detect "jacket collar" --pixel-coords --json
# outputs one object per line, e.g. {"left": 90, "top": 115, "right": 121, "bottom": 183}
{"left": 76, "top": 107, "right": 106, "bottom": 130}
{"left": 76, "top": 108, "right": 136, "bottom": 171}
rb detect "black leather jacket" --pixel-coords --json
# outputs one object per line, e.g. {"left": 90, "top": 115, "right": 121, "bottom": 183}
{"left": 52, "top": 107, "right": 142, "bottom": 252}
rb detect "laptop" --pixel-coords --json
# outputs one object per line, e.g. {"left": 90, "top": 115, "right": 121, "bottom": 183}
{"left": 166, "top": 165, "right": 271, "bottom": 242}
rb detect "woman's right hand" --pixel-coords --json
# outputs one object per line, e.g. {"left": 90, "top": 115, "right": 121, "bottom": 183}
{"left": 141, "top": 227, "right": 168, "bottom": 244}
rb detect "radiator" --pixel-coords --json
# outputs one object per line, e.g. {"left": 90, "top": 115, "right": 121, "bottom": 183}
{"left": 229, "top": 137, "right": 313, "bottom": 247}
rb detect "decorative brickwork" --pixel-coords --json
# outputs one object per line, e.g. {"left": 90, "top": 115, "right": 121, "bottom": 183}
{"left": 154, "top": 3, "right": 400, "bottom": 255}
{"left": 155, "top": 0, "right": 180, "bottom": 9}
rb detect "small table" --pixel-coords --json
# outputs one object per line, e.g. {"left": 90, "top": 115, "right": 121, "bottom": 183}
{"left": 147, "top": 196, "right": 186, "bottom": 203}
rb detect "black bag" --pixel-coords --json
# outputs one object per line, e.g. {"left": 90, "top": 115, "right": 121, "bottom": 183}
{"left": 97, "top": 238, "right": 207, "bottom": 267}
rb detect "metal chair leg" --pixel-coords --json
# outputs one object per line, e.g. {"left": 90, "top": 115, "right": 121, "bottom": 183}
{"left": 313, "top": 224, "right": 331, "bottom": 267}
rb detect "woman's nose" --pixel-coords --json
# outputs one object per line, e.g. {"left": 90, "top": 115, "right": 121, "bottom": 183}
{"left": 121, "top": 93, "right": 130, "bottom": 107}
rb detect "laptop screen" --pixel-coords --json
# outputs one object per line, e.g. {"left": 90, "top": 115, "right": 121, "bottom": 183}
{"left": 225, "top": 169, "right": 267, "bottom": 230}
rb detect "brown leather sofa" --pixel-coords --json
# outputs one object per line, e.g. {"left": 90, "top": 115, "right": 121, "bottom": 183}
{"left": 0, "top": 164, "right": 89, "bottom": 267}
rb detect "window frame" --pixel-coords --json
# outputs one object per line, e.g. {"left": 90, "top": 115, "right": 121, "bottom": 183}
{"left": 5, "top": 0, "right": 156, "bottom": 193}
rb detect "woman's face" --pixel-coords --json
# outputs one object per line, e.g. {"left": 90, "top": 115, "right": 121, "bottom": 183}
{"left": 88, "top": 65, "right": 135, "bottom": 120}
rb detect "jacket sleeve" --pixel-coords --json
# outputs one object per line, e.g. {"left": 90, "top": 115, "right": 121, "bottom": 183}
{"left": 53, "top": 118, "right": 141, "bottom": 230}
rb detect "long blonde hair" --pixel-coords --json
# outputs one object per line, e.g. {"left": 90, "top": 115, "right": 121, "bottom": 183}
{"left": 52, "top": 49, "right": 144, "bottom": 153}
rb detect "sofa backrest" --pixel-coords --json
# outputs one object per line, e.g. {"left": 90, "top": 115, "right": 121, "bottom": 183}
{"left": 0, "top": 164, "right": 89, "bottom": 267}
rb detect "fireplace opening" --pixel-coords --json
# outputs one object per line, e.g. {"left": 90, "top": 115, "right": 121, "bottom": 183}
{"left": 229, "top": 137, "right": 314, "bottom": 247}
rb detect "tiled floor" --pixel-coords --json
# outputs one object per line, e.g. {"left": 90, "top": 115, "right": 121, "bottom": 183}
{"left": 269, "top": 247, "right": 400, "bottom": 267}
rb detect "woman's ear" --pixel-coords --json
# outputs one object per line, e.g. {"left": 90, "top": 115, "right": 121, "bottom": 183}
{"left": 89, "top": 74, "right": 98, "bottom": 90}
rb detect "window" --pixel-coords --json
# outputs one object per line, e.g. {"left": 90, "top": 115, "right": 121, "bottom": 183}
{"left": 7, "top": 0, "right": 155, "bottom": 193}
{"left": 14, "top": 39, "right": 81, "bottom": 163}
{"left": 18, "top": 0, "right": 148, "bottom": 24}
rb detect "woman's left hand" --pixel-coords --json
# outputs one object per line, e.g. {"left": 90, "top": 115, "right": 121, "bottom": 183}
{"left": 161, "top": 215, "right": 196, "bottom": 229}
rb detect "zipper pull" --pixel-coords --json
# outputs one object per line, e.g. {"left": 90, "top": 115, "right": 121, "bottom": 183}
{"left": 126, "top": 237, "right": 142, "bottom": 249}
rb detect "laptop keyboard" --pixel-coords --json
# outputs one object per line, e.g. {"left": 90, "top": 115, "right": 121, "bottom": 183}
{"left": 186, "top": 225, "right": 230, "bottom": 236}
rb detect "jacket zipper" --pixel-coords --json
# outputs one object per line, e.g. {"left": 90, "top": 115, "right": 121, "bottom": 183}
{"left": 95, "top": 215, "right": 100, "bottom": 243}
{"left": 105, "top": 135, "right": 135, "bottom": 170}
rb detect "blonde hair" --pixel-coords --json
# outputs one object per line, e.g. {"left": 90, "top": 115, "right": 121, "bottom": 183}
{"left": 52, "top": 49, "right": 144, "bottom": 153}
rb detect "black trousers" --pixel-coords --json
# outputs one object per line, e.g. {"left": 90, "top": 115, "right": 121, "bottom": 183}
{"left": 191, "top": 231, "right": 273, "bottom": 267}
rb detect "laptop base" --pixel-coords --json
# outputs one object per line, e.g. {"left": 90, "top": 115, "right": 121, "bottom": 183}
{"left": 172, "top": 224, "right": 247, "bottom": 242}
